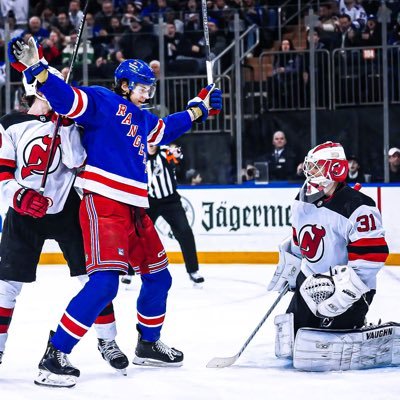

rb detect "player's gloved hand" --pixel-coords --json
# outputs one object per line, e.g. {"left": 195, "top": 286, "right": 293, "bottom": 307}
{"left": 187, "top": 83, "right": 223, "bottom": 123}
{"left": 8, "top": 36, "right": 48, "bottom": 83}
{"left": 13, "top": 188, "right": 49, "bottom": 218}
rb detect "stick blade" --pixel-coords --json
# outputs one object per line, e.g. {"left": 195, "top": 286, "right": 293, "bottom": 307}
{"left": 206, "top": 355, "right": 239, "bottom": 368}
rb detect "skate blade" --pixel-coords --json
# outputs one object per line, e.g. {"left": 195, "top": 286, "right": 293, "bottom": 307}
{"left": 115, "top": 367, "right": 127, "bottom": 376}
{"left": 132, "top": 356, "right": 183, "bottom": 367}
{"left": 34, "top": 370, "right": 77, "bottom": 388}
{"left": 192, "top": 282, "right": 204, "bottom": 289}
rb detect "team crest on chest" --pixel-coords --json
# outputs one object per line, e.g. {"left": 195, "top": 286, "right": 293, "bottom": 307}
{"left": 298, "top": 224, "right": 326, "bottom": 263}
{"left": 21, "top": 135, "right": 61, "bottom": 179}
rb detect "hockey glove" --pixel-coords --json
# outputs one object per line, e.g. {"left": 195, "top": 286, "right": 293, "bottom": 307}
{"left": 8, "top": 36, "right": 48, "bottom": 84}
{"left": 300, "top": 265, "right": 369, "bottom": 318}
{"left": 187, "top": 83, "right": 222, "bottom": 123}
{"left": 13, "top": 188, "right": 49, "bottom": 218}
{"left": 267, "top": 236, "right": 301, "bottom": 292}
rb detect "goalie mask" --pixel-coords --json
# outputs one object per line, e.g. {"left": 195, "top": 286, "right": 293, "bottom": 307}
{"left": 114, "top": 59, "right": 157, "bottom": 99}
{"left": 300, "top": 141, "right": 349, "bottom": 203}
{"left": 23, "top": 66, "right": 64, "bottom": 104}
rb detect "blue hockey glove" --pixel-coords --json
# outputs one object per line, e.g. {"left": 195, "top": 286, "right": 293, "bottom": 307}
{"left": 187, "top": 83, "right": 223, "bottom": 123}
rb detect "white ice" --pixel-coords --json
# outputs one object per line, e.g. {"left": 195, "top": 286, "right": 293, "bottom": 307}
{"left": 0, "top": 264, "right": 399, "bottom": 400}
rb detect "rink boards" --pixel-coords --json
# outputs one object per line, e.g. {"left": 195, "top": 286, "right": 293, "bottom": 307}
{"left": 0, "top": 185, "right": 399, "bottom": 265}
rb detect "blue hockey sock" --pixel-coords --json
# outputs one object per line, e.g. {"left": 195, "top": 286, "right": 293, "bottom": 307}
{"left": 137, "top": 268, "right": 172, "bottom": 342}
{"left": 52, "top": 271, "right": 120, "bottom": 354}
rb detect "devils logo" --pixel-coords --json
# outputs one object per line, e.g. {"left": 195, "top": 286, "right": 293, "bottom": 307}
{"left": 298, "top": 224, "right": 326, "bottom": 262}
{"left": 21, "top": 135, "right": 61, "bottom": 179}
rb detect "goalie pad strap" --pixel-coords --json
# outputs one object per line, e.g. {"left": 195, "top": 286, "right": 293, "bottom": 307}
{"left": 293, "top": 323, "right": 400, "bottom": 371}
{"left": 274, "top": 313, "right": 294, "bottom": 359}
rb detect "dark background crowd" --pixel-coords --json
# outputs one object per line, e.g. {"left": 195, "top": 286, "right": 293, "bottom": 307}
{"left": 1, "top": 0, "right": 400, "bottom": 184}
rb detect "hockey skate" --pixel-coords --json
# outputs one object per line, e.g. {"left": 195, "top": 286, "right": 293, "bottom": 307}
{"left": 0, "top": 351, "right": 3, "bottom": 364}
{"left": 98, "top": 339, "right": 129, "bottom": 375}
{"left": 34, "top": 331, "right": 80, "bottom": 388}
{"left": 188, "top": 271, "right": 205, "bottom": 284}
{"left": 133, "top": 327, "right": 183, "bottom": 367}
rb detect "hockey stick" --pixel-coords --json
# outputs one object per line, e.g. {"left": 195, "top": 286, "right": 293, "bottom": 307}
{"left": 39, "top": 0, "right": 90, "bottom": 194}
{"left": 201, "top": 0, "right": 213, "bottom": 84}
{"left": 206, "top": 283, "right": 289, "bottom": 368}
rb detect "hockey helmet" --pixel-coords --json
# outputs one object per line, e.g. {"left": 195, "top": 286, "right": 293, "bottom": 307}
{"left": 114, "top": 59, "right": 156, "bottom": 98}
{"left": 300, "top": 141, "right": 349, "bottom": 202}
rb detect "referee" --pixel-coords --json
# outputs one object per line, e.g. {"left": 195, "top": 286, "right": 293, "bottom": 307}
{"left": 146, "top": 143, "right": 204, "bottom": 284}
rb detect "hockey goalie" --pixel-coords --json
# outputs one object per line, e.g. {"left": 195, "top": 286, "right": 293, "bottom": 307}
{"left": 268, "top": 141, "right": 400, "bottom": 372}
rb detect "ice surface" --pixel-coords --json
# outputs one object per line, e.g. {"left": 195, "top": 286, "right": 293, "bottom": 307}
{"left": 0, "top": 264, "right": 399, "bottom": 400}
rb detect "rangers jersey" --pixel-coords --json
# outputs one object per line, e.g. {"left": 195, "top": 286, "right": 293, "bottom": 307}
{"left": 290, "top": 184, "right": 388, "bottom": 289}
{"left": 0, "top": 111, "right": 86, "bottom": 214}
{"left": 40, "top": 73, "right": 193, "bottom": 208}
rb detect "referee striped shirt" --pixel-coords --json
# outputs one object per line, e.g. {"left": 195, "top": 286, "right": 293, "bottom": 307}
{"left": 147, "top": 147, "right": 178, "bottom": 199}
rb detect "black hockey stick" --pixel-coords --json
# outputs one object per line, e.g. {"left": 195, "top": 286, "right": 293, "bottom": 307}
{"left": 201, "top": 0, "right": 213, "bottom": 84}
{"left": 206, "top": 283, "right": 289, "bottom": 368}
{"left": 39, "top": 0, "right": 90, "bottom": 194}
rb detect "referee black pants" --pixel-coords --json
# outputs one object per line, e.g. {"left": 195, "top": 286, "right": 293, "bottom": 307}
{"left": 147, "top": 194, "right": 199, "bottom": 274}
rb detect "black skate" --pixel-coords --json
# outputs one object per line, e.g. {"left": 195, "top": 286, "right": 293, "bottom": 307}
{"left": 98, "top": 339, "right": 129, "bottom": 375}
{"left": 34, "top": 331, "right": 80, "bottom": 388}
{"left": 133, "top": 328, "right": 183, "bottom": 367}
{"left": 189, "top": 271, "right": 205, "bottom": 284}
{"left": 0, "top": 351, "right": 3, "bottom": 364}
{"left": 121, "top": 275, "right": 133, "bottom": 285}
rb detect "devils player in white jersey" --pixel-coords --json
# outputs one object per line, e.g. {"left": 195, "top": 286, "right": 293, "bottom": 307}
{"left": 0, "top": 68, "right": 129, "bottom": 375}
{"left": 268, "top": 142, "right": 400, "bottom": 372}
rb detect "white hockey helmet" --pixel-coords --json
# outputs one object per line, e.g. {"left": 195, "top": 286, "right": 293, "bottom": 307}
{"left": 22, "top": 66, "right": 64, "bottom": 101}
{"left": 301, "top": 141, "right": 349, "bottom": 201}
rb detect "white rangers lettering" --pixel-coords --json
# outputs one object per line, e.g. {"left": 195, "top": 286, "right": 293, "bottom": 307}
{"left": 116, "top": 104, "right": 127, "bottom": 116}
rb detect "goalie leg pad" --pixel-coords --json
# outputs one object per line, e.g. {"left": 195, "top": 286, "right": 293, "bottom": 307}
{"left": 293, "top": 322, "right": 400, "bottom": 371}
{"left": 274, "top": 313, "right": 294, "bottom": 359}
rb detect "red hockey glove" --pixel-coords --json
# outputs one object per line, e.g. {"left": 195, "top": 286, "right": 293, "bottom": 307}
{"left": 13, "top": 188, "right": 49, "bottom": 218}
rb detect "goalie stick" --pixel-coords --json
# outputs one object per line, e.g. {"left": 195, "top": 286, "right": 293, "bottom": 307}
{"left": 207, "top": 283, "right": 289, "bottom": 368}
{"left": 39, "top": 0, "right": 90, "bottom": 194}
{"left": 201, "top": 0, "right": 213, "bottom": 84}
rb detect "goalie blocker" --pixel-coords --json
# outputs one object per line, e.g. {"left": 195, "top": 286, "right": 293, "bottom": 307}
{"left": 293, "top": 322, "right": 400, "bottom": 371}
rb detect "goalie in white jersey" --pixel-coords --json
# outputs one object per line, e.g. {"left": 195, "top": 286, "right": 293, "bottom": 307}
{"left": 268, "top": 141, "right": 400, "bottom": 372}
{"left": 0, "top": 68, "right": 129, "bottom": 375}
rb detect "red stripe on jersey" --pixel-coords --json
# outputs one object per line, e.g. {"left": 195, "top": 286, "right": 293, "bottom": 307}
{"left": 0, "top": 171, "right": 14, "bottom": 181}
{"left": 0, "top": 307, "right": 14, "bottom": 318}
{"left": 137, "top": 313, "right": 165, "bottom": 327}
{"left": 148, "top": 120, "right": 164, "bottom": 143}
{"left": 94, "top": 313, "right": 116, "bottom": 325}
{"left": 0, "top": 158, "right": 16, "bottom": 168}
{"left": 60, "top": 314, "right": 88, "bottom": 337}
{"left": 68, "top": 88, "right": 84, "bottom": 118}
{"left": 79, "top": 170, "right": 148, "bottom": 197}
{"left": 348, "top": 237, "right": 388, "bottom": 247}
{"left": 0, "top": 324, "right": 8, "bottom": 333}
{"left": 292, "top": 227, "right": 299, "bottom": 246}
{"left": 348, "top": 252, "right": 388, "bottom": 262}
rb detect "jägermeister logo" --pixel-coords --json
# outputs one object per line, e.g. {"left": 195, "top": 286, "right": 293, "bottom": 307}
{"left": 202, "top": 202, "right": 291, "bottom": 232}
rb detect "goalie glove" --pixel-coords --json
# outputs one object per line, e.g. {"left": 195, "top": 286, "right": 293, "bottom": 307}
{"left": 8, "top": 36, "right": 48, "bottom": 84}
{"left": 300, "top": 265, "right": 369, "bottom": 318}
{"left": 187, "top": 83, "right": 222, "bottom": 123}
{"left": 267, "top": 236, "right": 301, "bottom": 292}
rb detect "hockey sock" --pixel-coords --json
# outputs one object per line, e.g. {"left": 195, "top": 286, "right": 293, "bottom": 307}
{"left": 0, "top": 280, "right": 22, "bottom": 352}
{"left": 93, "top": 302, "right": 117, "bottom": 340}
{"left": 52, "top": 271, "right": 120, "bottom": 354}
{"left": 137, "top": 269, "right": 172, "bottom": 342}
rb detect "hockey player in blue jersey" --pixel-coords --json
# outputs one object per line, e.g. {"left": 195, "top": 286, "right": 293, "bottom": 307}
{"left": 9, "top": 36, "right": 222, "bottom": 387}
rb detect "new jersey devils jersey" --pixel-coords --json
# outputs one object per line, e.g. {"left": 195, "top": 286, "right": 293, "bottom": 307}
{"left": 0, "top": 112, "right": 86, "bottom": 214}
{"left": 40, "top": 73, "right": 193, "bottom": 208}
{"left": 290, "top": 185, "right": 388, "bottom": 289}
